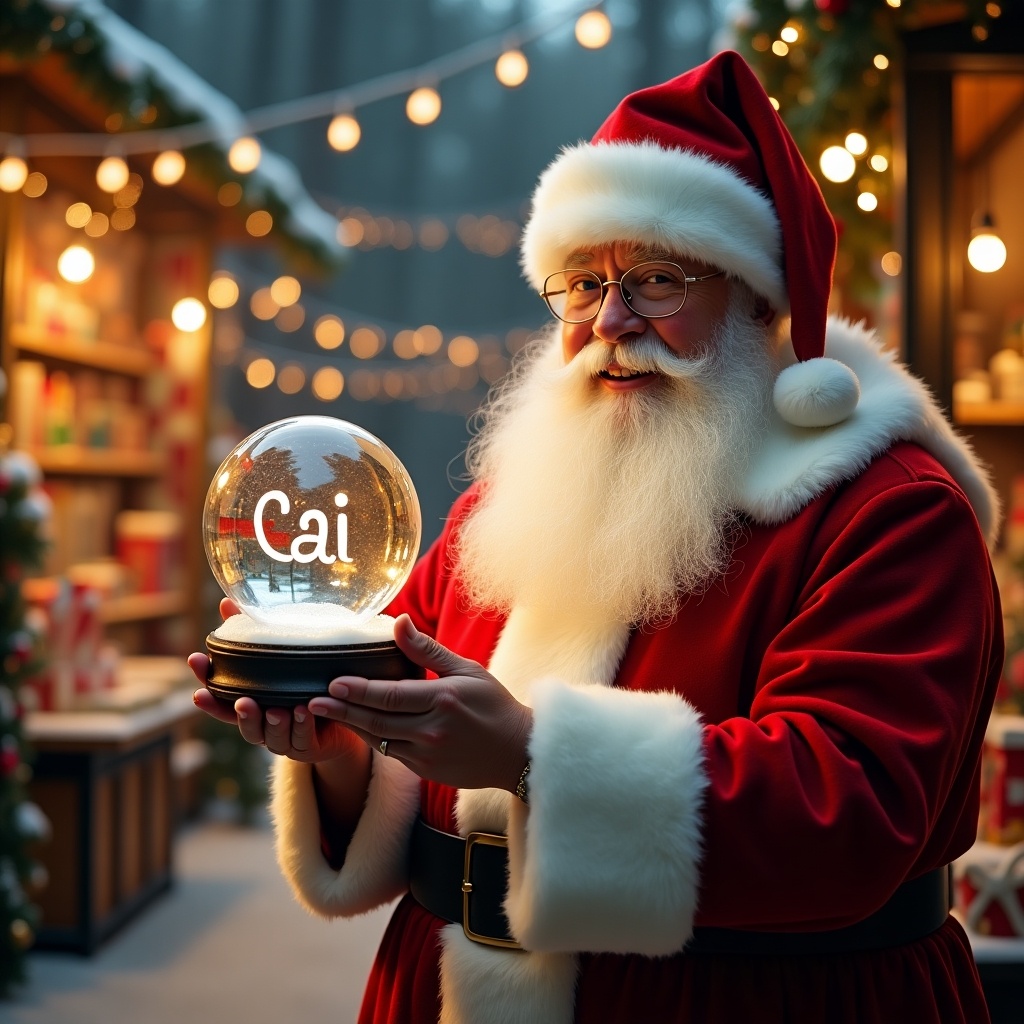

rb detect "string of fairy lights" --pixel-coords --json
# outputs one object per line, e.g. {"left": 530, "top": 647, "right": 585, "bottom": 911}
{"left": 206, "top": 266, "right": 544, "bottom": 408}
{"left": 0, "top": 3, "right": 614, "bottom": 407}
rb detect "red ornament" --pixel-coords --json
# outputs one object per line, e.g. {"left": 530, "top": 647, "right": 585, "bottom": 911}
{"left": 814, "top": 0, "right": 849, "bottom": 13}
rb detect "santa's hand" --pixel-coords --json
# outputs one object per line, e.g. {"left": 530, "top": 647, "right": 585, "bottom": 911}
{"left": 186, "top": 599, "right": 366, "bottom": 767}
{"left": 309, "top": 613, "right": 532, "bottom": 793}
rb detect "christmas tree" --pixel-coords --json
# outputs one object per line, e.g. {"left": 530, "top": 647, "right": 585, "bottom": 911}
{"left": 0, "top": 404, "right": 52, "bottom": 996}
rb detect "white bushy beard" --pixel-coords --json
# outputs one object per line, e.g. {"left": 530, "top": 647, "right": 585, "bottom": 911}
{"left": 454, "top": 298, "right": 777, "bottom": 626}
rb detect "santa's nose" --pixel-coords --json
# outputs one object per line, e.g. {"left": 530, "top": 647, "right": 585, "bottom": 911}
{"left": 590, "top": 284, "right": 647, "bottom": 345}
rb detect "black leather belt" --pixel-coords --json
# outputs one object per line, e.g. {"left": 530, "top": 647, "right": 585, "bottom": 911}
{"left": 408, "top": 817, "right": 952, "bottom": 955}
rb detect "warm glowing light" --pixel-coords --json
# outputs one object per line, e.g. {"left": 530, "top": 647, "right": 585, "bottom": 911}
{"left": 780, "top": 24, "right": 799, "bottom": 43}
{"left": 414, "top": 325, "right": 443, "bottom": 355}
{"left": 66, "top": 202, "right": 93, "bottom": 228}
{"left": 772, "top": 40, "right": 790, "bottom": 56}
{"left": 153, "top": 150, "right": 186, "bottom": 185}
{"left": 881, "top": 252, "right": 902, "bottom": 277}
{"left": 575, "top": 10, "right": 612, "bottom": 48}
{"left": 171, "top": 297, "right": 208, "bottom": 332}
{"left": 873, "top": 54, "right": 889, "bottom": 70}
{"left": 448, "top": 335, "right": 479, "bottom": 367}
{"left": 277, "top": 364, "right": 306, "bottom": 395}
{"left": 218, "top": 182, "right": 243, "bottom": 206}
{"left": 250, "top": 288, "right": 280, "bottom": 320}
{"left": 228, "top": 136, "right": 262, "bottom": 174}
{"left": 314, "top": 314, "right": 345, "bottom": 349}
{"left": 246, "top": 210, "right": 273, "bottom": 236}
{"left": 275, "top": 304, "right": 305, "bottom": 332}
{"left": 110, "top": 208, "right": 136, "bottom": 231}
{"left": 327, "top": 114, "right": 361, "bottom": 152}
{"left": 495, "top": 50, "right": 529, "bottom": 87}
{"left": 0, "top": 156, "right": 28, "bottom": 193}
{"left": 23, "top": 171, "right": 47, "bottom": 197}
{"left": 350, "top": 327, "right": 383, "bottom": 359}
{"left": 270, "top": 275, "right": 301, "bottom": 306}
{"left": 312, "top": 366, "right": 344, "bottom": 401}
{"left": 886, "top": 0, "right": 901, "bottom": 7}
{"left": 844, "top": 132, "right": 868, "bottom": 156}
{"left": 393, "top": 330, "right": 418, "bottom": 359}
{"left": 769, "top": 96, "right": 780, "bottom": 110}
{"left": 869, "top": 154, "right": 889, "bottom": 172}
{"left": 968, "top": 230, "right": 1007, "bottom": 273}
{"left": 337, "top": 217, "right": 364, "bottom": 247}
{"left": 406, "top": 87, "right": 441, "bottom": 125}
{"left": 57, "top": 245, "right": 95, "bottom": 283}
{"left": 96, "top": 155, "right": 130, "bottom": 193}
{"left": 418, "top": 219, "right": 448, "bottom": 250}
{"left": 208, "top": 274, "right": 239, "bottom": 309}
{"left": 114, "top": 175, "right": 143, "bottom": 208}
{"left": 246, "top": 358, "right": 276, "bottom": 389}
{"left": 857, "top": 191, "right": 878, "bottom": 212}
{"left": 820, "top": 145, "right": 856, "bottom": 182}
{"left": 84, "top": 212, "right": 109, "bottom": 237}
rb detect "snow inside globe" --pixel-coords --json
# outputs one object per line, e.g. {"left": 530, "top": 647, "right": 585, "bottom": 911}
{"left": 202, "top": 415, "right": 423, "bottom": 706}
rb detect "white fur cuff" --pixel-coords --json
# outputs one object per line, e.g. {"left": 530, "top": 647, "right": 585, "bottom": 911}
{"left": 504, "top": 679, "right": 707, "bottom": 955}
{"left": 270, "top": 751, "right": 420, "bottom": 918}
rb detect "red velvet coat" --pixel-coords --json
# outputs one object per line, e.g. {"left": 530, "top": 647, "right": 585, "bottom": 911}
{"left": 348, "top": 441, "right": 1002, "bottom": 1024}
{"left": 270, "top": 323, "right": 1002, "bottom": 1024}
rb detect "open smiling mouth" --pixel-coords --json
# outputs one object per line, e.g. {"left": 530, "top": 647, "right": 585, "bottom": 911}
{"left": 597, "top": 367, "right": 657, "bottom": 381}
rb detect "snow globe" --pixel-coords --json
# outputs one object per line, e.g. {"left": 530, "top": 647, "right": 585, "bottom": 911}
{"left": 203, "top": 415, "right": 423, "bottom": 706}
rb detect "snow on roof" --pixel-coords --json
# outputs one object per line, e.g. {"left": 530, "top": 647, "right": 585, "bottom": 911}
{"left": 40, "top": 0, "right": 344, "bottom": 266}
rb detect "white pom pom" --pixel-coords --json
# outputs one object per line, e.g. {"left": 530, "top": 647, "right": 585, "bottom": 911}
{"left": 773, "top": 357, "right": 860, "bottom": 428}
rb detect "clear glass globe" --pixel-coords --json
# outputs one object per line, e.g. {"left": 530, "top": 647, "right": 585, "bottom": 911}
{"left": 204, "top": 416, "right": 421, "bottom": 629}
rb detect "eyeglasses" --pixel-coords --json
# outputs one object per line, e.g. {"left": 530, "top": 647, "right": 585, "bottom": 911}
{"left": 540, "top": 261, "right": 725, "bottom": 325}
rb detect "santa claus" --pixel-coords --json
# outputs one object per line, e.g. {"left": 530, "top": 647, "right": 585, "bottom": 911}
{"left": 191, "top": 51, "right": 1002, "bottom": 1024}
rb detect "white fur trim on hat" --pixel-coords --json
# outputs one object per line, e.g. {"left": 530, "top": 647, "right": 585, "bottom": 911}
{"left": 520, "top": 140, "right": 787, "bottom": 313}
{"left": 503, "top": 677, "right": 707, "bottom": 955}
{"left": 773, "top": 356, "right": 861, "bottom": 427}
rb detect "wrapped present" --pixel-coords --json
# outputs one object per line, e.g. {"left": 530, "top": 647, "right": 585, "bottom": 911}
{"left": 980, "top": 714, "right": 1024, "bottom": 844}
{"left": 955, "top": 841, "right": 1024, "bottom": 937}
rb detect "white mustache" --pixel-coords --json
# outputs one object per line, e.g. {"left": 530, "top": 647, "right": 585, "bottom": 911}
{"left": 565, "top": 336, "right": 717, "bottom": 382}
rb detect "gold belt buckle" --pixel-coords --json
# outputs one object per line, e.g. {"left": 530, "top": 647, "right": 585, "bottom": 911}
{"left": 462, "top": 832, "right": 522, "bottom": 950}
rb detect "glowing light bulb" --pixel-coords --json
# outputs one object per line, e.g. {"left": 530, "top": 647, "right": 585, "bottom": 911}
{"left": 406, "top": 88, "right": 441, "bottom": 125}
{"left": 96, "top": 155, "right": 130, "bottom": 193}
{"left": 57, "top": 245, "right": 95, "bottom": 283}
{"left": 0, "top": 156, "right": 28, "bottom": 193}
{"left": 153, "top": 150, "right": 186, "bottom": 185}
{"left": 327, "top": 114, "right": 361, "bottom": 152}
{"left": 203, "top": 416, "right": 421, "bottom": 627}
{"left": 495, "top": 50, "right": 529, "bottom": 87}
{"left": 968, "top": 217, "right": 1007, "bottom": 273}
{"left": 208, "top": 274, "right": 240, "bottom": 309}
{"left": 171, "top": 297, "right": 207, "bottom": 332}
{"left": 229, "top": 136, "right": 262, "bottom": 174}
{"left": 857, "top": 191, "right": 878, "bottom": 212}
{"left": 845, "top": 132, "right": 868, "bottom": 156}
{"left": 820, "top": 145, "right": 856, "bottom": 182}
{"left": 270, "top": 275, "right": 301, "bottom": 307}
{"left": 575, "top": 10, "right": 612, "bottom": 48}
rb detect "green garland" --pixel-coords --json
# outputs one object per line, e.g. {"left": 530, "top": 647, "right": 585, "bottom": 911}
{"left": 0, "top": 440, "right": 49, "bottom": 997}
{"left": 731, "top": 0, "right": 999, "bottom": 303}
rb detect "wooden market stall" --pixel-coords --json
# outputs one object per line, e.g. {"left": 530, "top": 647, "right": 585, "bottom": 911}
{"left": 0, "top": 3, "right": 341, "bottom": 952}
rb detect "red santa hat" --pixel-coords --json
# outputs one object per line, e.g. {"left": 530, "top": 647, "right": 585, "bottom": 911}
{"left": 521, "top": 50, "right": 861, "bottom": 428}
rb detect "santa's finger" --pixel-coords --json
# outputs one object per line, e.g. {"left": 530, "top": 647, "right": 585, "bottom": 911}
{"left": 324, "top": 699, "right": 425, "bottom": 744}
{"left": 234, "top": 698, "right": 267, "bottom": 746}
{"left": 327, "top": 675, "right": 437, "bottom": 714}
{"left": 193, "top": 687, "right": 237, "bottom": 724}
{"left": 393, "top": 614, "right": 487, "bottom": 679}
{"left": 290, "top": 704, "right": 315, "bottom": 753}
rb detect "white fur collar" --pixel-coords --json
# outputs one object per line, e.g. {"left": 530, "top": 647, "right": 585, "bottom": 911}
{"left": 737, "top": 317, "right": 1000, "bottom": 546}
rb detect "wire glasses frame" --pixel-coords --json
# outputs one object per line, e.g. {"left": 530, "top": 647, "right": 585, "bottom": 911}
{"left": 540, "top": 261, "right": 725, "bottom": 325}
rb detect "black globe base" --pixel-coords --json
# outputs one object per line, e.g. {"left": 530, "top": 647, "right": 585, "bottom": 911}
{"left": 205, "top": 633, "right": 425, "bottom": 708}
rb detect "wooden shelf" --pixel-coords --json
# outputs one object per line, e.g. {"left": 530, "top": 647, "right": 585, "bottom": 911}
{"left": 100, "top": 591, "right": 187, "bottom": 625}
{"left": 30, "top": 446, "right": 166, "bottom": 477}
{"left": 10, "top": 325, "right": 154, "bottom": 377}
{"left": 954, "top": 399, "right": 1024, "bottom": 426}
